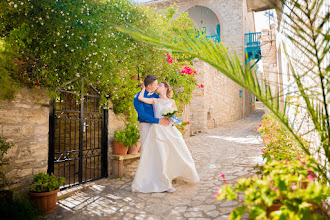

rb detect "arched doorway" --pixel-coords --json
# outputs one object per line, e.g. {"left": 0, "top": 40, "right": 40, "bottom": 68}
{"left": 187, "top": 6, "right": 221, "bottom": 43}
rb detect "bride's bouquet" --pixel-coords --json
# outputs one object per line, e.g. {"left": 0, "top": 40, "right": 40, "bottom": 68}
{"left": 162, "top": 106, "right": 182, "bottom": 125}
{"left": 162, "top": 106, "right": 178, "bottom": 118}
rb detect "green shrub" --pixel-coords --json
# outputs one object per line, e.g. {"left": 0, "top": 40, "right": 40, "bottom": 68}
{"left": 0, "top": 190, "right": 41, "bottom": 220}
{"left": 0, "top": 0, "right": 197, "bottom": 117}
{"left": 0, "top": 134, "right": 14, "bottom": 189}
{"left": 29, "top": 173, "right": 65, "bottom": 193}
{"left": 115, "top": 122, "right": 140, "bottom": 147}
{"left": 257, "top": 115, "right": 305, "bottom": 162}
{"left": 214, "top": 157, "right": 330, "bottom": 219}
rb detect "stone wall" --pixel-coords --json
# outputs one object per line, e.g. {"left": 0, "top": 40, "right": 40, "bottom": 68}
{"left": 190, "top": 59, "right": 249, "bottom": 133}
{"left": 260, "top": 24, "right": 278, "bottom": 96}
{"left": 0, "top": 88, "right": 49, "bottom": 188}
{"left": 146, "top": 0, "right": 256, "bottom": 134}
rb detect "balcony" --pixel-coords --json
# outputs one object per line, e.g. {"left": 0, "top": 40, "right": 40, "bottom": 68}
{"left": 197, "top": 25, "right": 221, "bottom": 44}
{"left": 244, "top": 32, "right": 261, "bottom": 67}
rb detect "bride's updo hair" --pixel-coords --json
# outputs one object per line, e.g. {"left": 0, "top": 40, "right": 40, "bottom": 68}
{"left": 161, "top": 82, "right": 173, "bottom": 99}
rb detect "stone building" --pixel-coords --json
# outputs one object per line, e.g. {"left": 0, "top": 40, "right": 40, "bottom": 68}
{"left": 142, "top": 0, "right": 267, "bottom": 134}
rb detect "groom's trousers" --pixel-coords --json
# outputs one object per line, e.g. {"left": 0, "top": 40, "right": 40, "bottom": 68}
{"left": 139, "top": 122, "right": 152, "bottom": 148}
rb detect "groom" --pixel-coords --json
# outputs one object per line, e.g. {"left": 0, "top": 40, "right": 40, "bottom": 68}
{"left": 133, "top": 75, "right": 171, "bottom": 146}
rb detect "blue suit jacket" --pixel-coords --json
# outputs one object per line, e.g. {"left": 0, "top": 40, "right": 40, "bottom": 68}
{"left": 133, "top": 90, "right": 159, "bottom": 124}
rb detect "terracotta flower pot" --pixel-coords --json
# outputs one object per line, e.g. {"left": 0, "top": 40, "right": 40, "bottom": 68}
{"left": 268, "top": 203, "right": 283, "bottom": 215}
{"left": 131, "top": 74, "right": 138, "bottom": 81}
{"left": 128, "top": 141, "right": 141, "bottom": 155}
{"left": 28, "top": 188, "right": 60, "bottom": 214}
{"left": 113, "top": 140, "right": 128, "bottom": 155}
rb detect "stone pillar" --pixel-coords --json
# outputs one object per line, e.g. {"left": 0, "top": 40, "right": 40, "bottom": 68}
{"left": 260, "top": 24, "right": 279, "bottom": 97}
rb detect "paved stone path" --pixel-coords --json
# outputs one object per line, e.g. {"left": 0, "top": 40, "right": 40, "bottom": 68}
{"left": 48, "top": 110, "right": 264, "bottom": 220}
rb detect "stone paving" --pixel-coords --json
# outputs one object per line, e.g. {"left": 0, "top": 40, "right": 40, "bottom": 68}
{"left": 48, "top": 109, "right": 265, "bottom": 220}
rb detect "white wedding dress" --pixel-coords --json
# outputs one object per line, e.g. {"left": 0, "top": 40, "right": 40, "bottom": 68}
{"left": 132, "top": 98, "right": 200, "bottom": 193}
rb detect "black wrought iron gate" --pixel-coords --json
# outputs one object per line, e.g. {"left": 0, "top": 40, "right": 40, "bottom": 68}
{"left": 48, "top": 89, "right": 108, "bottom": 189}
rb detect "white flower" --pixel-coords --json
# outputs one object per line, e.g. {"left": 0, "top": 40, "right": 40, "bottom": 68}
{"left": 162, "top": 106, "right": 177, "bottom": 116}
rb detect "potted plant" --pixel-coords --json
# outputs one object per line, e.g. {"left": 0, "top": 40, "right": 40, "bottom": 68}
{"left": 114, "top": 122, "right": 140, "bottom": 155}
{"left": 28, "top": 173, "right": 65, "bottom": 214}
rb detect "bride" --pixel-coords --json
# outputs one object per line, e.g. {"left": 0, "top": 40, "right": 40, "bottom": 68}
{"left": 132, "top": 81, "right": 200, "bottom": 193}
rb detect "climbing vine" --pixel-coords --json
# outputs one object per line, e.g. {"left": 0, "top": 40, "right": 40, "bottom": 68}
{"left": 0, "top": 0, "right": 198, "bottom": 115}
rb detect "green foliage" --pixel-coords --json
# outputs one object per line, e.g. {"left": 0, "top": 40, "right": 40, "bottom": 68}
{"left": 0, "top": 134, "right": 14, "bottom": 189}
{"left": 0, "top": 0, "right": 197, "bottom": 117}
{"left": 118, "top": 0, "right": 330, "bottom": 183}
{"left": 115, "top": 122, "right": 140, "bottom": 147}
{"left": 29, "top": 173, "right": 65, "bottom": 193}
{"left": 215, "top": 157, "right": 330, "bottom": 219}
{"left": 175, "top": 120, "right": 189, "bottom": 136}
{"left": 0, "top": 190, "right": 41, "bottom": 220}
{"left": 257, "top": 115, "right": 305, "bottom": 162}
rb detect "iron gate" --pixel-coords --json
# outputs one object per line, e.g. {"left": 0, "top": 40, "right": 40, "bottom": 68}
{"left": 48, "top": 89, "right": 108, "bottom": 189}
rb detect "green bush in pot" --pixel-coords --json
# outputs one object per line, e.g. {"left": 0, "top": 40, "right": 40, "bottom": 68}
{"left": 115, "top": 123, "right": 140, "bottom": 148}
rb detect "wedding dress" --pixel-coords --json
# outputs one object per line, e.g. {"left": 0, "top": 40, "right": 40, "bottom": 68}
{"left": 132, "top": 98, "right": 200, "bottom": 193}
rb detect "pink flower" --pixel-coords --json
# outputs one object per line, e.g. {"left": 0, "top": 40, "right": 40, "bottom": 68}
{"left": 212, "top": 191, "right": 220, "bottom": 199}
{"left": 273, "top": 187, "right": 278, "bottom": 191}
{"left": 220, "top": 174, "right": 227, "bottom": 184}
{"left": 97, "top": 81, "right": 100, "bottom": 84}
{"left": 166, "top": 54, "right": 173, "bottom": 63}
{"left": 259, "top": 124, "right": 262, "bottom": 127}
{"left": 307, "top": 169, "right": 312, "bottom": 174}
{"left": 308, "top": 175, "right": 313, "bottom": 182}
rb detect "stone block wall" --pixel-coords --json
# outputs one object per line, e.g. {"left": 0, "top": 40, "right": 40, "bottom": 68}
{"left": 0, "top": 88, "right": 49, "bottom": 188}
{"left": 146, "top": 0, "right": 256, "bottom": 134}
{"left": 260, "top": 24, "right": 278, "bottom": 96}
{"left": 190, "top": 59, "right": 246, "bottom": 133}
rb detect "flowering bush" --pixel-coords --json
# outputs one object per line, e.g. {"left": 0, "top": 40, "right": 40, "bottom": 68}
{"left": 175, "top": 120, "right": 189, "bottom": 136}
{"left": 0, "top": 0, "right": 197, "bottom": 116}
{"left": 214, "top": 157, "right": 330, "bottom": 219}
{"left": 257, "top": 115, "right": 305, "bottom": 162}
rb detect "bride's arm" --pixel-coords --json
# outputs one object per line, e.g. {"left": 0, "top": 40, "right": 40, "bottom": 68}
{"left": 138, "top": 85, "right": 155, "bottom": 105}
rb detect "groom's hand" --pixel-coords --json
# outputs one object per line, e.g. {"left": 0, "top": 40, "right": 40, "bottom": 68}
{"left": 159, "top": 118, "right": 171, "bottom": 127}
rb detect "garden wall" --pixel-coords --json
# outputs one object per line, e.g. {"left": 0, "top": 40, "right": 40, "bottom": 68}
{"left": 0, "top": 87, "right": 130, "bottom": 188}
{"left": 0, "top": 88, "right": 49, "bottom": 188}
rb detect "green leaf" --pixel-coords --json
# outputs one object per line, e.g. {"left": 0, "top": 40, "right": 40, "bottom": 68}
{"left": 229, "top": 205, "right": 247, "bottom": 220}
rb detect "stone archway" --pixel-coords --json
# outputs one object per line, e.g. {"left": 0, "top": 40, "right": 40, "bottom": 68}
{"left": 186, "top": 5, "right": 221, "bottom": 42}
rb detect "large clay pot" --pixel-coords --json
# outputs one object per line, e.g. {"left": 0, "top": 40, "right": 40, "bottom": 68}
{"left": 128, "top": 140, "right": 141, "bottom": 155}
{"left": 267, "top": 203, "right": 283, "bottom": 216}
{"left": 28, "top": 188, "right": 60, "bottom": 214}
{"left": 113, "top": 140, "right": 128, "bottom": 155}
{"left": 131, "top": 74, "right": 138, "bottom": 81}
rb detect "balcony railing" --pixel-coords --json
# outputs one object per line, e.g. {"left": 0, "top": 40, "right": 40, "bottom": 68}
{"left": 244, "top": 32, "right": 261, "bottom": 67}
{"left": 196, "top": 24, "right": 221, "bottom": 44}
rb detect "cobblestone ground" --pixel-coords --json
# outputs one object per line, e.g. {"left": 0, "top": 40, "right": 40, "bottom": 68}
{"left": 48, "top": 109, "right": 265, "bottom": 220}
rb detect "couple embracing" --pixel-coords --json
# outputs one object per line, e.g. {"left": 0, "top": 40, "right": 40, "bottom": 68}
{"left": 132, "top": 75, "right": 200, "bottom": 193}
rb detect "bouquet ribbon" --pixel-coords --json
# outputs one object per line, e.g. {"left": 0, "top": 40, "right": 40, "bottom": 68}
{"left": 170, "top": 115, "right": 182, "bottom": 125}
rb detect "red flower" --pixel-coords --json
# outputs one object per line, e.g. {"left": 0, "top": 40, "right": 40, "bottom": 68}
{"left": 181, "top": 128, "right": 184, "bottom": 130}
{"left": 187, "top": 121, "right": 190, "bottom": 125}
{"left": 199, "top": 84, "right": 204, "bottom": 88}
{"left": 166, "top": 54, "right": 173, "bottom": 63}
{"left": 220, "top": 174, "right": 227, "bottom": 184}
{"left": 36, "top": 83, "right": 41, "bottom": 86}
